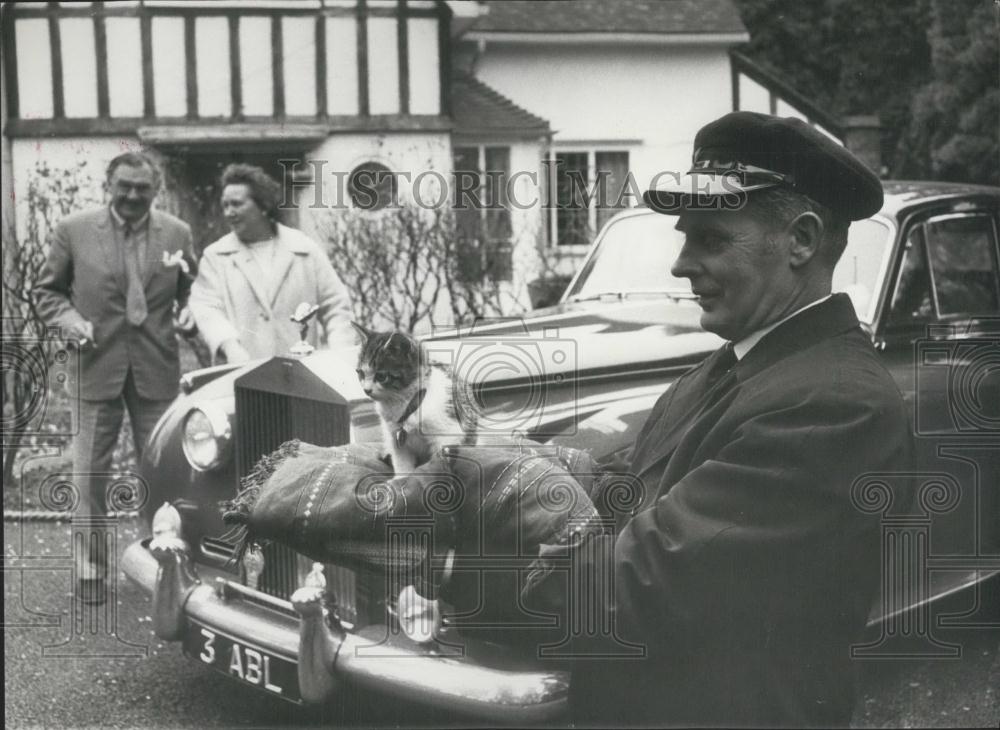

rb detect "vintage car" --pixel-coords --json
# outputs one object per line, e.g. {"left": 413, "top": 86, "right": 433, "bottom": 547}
{"left": 122, "top": 181, "right": 1000, "bottom": 722}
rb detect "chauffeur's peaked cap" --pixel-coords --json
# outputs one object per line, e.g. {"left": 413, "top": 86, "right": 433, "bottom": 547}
{"left": 644, "top": 111, "right": 884, "bottom": 221}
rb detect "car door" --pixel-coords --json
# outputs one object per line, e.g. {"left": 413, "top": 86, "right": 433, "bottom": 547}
{"left": 875, "top": 204, "right": 1000, "bottom": 580}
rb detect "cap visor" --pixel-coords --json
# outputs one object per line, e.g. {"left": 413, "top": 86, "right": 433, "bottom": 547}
{"left": 642, "top": 173, "right": 776, "bottom": 214}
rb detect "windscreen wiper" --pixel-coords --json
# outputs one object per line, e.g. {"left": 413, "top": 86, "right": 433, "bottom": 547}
{"left": 568, "top": 291, "right": 696, "bottom": 303}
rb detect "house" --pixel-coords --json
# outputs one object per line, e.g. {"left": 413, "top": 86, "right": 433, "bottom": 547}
{"left": 2, "top": 0, "right": 864, "bottom": 320}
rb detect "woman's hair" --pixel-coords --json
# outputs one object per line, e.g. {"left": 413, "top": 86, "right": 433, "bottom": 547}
{"left": 221, "top": 163, "right": 284, "bottom": 222}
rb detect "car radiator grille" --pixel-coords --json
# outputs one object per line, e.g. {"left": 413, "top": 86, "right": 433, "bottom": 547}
{"left": 230, "top": 373, "right": 373, "bottom": 621}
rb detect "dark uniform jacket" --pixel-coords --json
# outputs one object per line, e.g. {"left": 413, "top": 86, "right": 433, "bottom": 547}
{"left": 35, "top": 207, "right": 196, "bottom": 401}
{"left": 570, "top": 294, "right": 913, "bottom": 727}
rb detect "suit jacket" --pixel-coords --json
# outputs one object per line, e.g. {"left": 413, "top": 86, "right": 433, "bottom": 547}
{"left": 570, "top": 294, "right": 914, "bottom": 727}
{"left": 189, "top": 224, "right": 354, "bottom": 360}
{"left": 35, "top": 207, "right": 196, "bottom": 401}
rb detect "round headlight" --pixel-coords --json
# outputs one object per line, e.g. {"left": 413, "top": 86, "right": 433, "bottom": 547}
{"left": 181, "top": 404, "right": 232, "bottom": 471}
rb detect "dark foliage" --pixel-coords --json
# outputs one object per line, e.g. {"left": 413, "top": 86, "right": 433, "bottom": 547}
{"left": 733, "top": 0, "right": 998, "bottom": 184}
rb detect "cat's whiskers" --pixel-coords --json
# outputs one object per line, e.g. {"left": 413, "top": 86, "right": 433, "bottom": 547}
{"left": 354, "top": 324, "right": 479, "bottom": 474}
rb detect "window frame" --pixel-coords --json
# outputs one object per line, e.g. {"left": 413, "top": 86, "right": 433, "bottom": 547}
{"left": 883, "top": 208, "right": 1000, "bottom": 334}
{"left": 451, "top": 143, "right": 511, "bottom": 238}
{"left": 451, "top": 142, "right": 513, "bottom": 282}
{"left": 923, "top": 212, "right": 1000, "bottom": 320}
{"left": 544, "top": 144, "right": 633, "bottom": 251}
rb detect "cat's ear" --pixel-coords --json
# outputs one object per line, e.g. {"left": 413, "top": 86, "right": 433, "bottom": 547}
{"left": 351, "top": 321, "right": 374, "bottom": 344}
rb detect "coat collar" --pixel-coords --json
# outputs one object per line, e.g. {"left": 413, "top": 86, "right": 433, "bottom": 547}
{"left": 219, "top": 224, "right": 313, "bottom": 312}
{"left": 210, "top": 223, "right": 312, "bottom": 254}
{"left": 94, "top": 208, "right": 123, "bottom": 289}
{"left": 732, "top": 293, "right": 861, "bottom": 384}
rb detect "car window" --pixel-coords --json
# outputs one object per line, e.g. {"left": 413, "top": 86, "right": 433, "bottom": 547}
{"left": 924, "top": 214, "right": 1000, "bottom": 317}
{"left": 889, "top": 214, "right": 1000, "bottom": 324}
{"left": 566, "top": 214, "right": 689, "bottom": 299}
{"left": 832, "top": 217, "right": 895, "bottom": 323}
{"left": 888, "top": 226, "right": 935, "bottom": 323}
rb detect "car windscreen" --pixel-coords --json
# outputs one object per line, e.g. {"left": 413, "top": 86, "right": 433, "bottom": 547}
{"left": 568, "top": 211, "right": 894, "bottom": 324}
{"left": 566, "top": 213, "right": 690, "bottom": 300}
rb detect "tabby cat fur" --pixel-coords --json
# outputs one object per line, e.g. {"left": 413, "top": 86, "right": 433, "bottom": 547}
{"left": 352, "top": 322, "right": 479, "bottom": 475}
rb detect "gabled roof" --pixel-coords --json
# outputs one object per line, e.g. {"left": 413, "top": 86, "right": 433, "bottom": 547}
{"left": 469, "top": 0, "right": 747, "bottom": 36}
{"left": 450, "top": 74, "right": 551, "bottom": 138}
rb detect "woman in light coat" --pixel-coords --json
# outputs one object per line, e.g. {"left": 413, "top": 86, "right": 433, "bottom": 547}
{"left": 190, "top": 163, "right": 355, "bottom": 363}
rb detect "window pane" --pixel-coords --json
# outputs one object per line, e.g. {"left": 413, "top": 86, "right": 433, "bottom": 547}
{"left": 452, "top": 146, "right": 481, "bottom": 243}
{"left": 484, "top": 146, "right": 511, "bottom": 242}
{"left": 888, "top": 226, "right": 934, "bottom": 324}
{"left": 556, "top": 152, "right": 589, "bottom": 246}
{"left": 595, "top": 151, "right": 629, "bottom": 232}
{"left": 925, "top": 215, "right": 1000, "bottom": 317}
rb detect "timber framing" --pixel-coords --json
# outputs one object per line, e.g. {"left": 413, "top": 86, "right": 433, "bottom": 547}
{"left": 2, "top": 0, "right": 448, "bottom": 138}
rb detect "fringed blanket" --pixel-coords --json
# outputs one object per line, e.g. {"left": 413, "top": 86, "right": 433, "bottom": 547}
{"left": 221, "top": 439, "right": 609, "bottom": 641}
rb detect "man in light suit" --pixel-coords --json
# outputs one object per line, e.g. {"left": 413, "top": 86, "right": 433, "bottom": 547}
{"left": 563, "top": 114, "right": 914, "bottom": 727}
{"left": 36, "top": 151, "right": 196, "bottom": 603}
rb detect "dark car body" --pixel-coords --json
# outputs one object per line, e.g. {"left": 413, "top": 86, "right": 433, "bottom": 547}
{"left": 123, "top": 181, "right": 1000, "bottom": 721}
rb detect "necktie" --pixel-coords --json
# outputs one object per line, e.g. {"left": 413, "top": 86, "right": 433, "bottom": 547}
{"left": 705, "top": 342, "right": 737, "bottom": 389}
{"left": 124, "top": 224, "right": 148, "bottom": 326}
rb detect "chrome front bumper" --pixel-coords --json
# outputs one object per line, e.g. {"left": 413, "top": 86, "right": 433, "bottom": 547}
{"left": 121, "top": 537, "right": 569, "bottom": 723}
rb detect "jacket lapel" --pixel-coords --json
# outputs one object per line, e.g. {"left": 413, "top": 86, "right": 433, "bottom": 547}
{"left": 95, "top": 209, "right": 126, "bottom": 293}
{"left": 142, "top": 212, "right": 165, "bottom": 287}
{"left": 632, "top": 348, "right": 737, "bottom": 485}
{"left": 142, "top": 210, "right": 166, "bottom": 287}
{"left": 631, "top": 295, "right": 862, "bottom": 490}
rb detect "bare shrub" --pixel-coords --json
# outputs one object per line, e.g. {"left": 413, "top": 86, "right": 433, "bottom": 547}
{"left": 316, "top": 203, "right": 512, "bottom": 333}
{"left": 2, "top": 160, "right": 102, "bottom": 486}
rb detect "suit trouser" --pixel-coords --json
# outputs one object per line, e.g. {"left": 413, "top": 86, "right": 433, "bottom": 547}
{"left": 72, "top": 368, "right": 174, "bottom": 579}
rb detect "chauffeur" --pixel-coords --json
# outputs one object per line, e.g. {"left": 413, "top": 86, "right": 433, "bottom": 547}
{"left": 567, "top": 113, "right": 914, "bottom": 727}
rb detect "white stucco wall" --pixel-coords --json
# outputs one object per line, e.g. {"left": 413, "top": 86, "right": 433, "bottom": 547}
{"left": 296, "top": 131, "right": 452, "bottom": 230}
{"left": 9, "top": 137, "right": 142, "bottom": 240}
{"left": 473, "top": 42, "right": 735, "bottom": 191}
{"left": 505, "top": 140, "right": 547, "bottom": 307}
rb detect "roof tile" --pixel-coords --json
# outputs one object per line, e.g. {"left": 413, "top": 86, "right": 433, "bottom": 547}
{"left": 451, "top": 74, "right": 550, "bottom": 136}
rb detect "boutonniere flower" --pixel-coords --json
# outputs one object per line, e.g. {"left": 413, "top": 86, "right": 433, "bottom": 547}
{"left": 162, "top": 250, "right": 191, "bottom": 276}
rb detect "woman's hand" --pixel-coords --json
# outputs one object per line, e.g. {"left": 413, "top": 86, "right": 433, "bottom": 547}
{"left": 219, "top": 338, "right": 251, "bottom": 365}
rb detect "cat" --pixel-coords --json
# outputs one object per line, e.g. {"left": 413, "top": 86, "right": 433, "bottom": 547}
{"left": 352, "top": 322, "right": 479, "bottom": 475}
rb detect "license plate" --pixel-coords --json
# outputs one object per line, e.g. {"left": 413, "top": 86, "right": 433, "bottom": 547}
{"left": 183, "top": 622, "right": 301, "bottom": 703}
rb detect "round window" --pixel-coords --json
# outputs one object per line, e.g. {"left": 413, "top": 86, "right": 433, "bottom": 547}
{"left": 348, "top": 162, "right": 397, "bottom": 210}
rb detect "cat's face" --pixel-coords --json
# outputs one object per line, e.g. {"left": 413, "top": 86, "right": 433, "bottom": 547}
{"left": 353, "top": 323, "right": 420, "bottom": 402}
